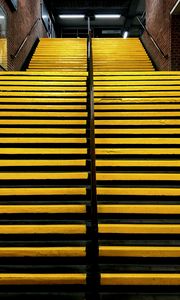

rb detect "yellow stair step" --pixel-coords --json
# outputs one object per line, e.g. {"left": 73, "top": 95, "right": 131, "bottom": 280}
{"left": 0, "top": 120, "right": 87, "bottom": 125}
{"left": 0, "top": 159, "right": 86, "bottom": 166}
{"left": 0, "top": 98, "right": 87, "bottom": 103}
{"left": 0, "top": 86, "right": 87, "bottom": 91}
{"left": 97, "top": 187, "right": 180, "bottom": 196}
{"left": 0, "top": 247, "right": 86, "bottom": 257}
{"left": 95, "top": 138, "right": 180, "bottom": 145}
{"left": 96, "top": 148, "right": 180, "bottom": 155}
{"left": 96, "top": 160, "right": 180, "bottom": 167}
{"left": 95, "top": 129, "right": 180, "bottom": 135}
{"left": 96, "top": 173, "right": 180, "bottom": 181}
{"left": 99, "top": 224, "right": 180, "bottom": 234}
{"left": 0, "top": 148, "right": 87, "bottom": 154}
{"left": 0, "top": 172, "right": 88, "bottom": 180}
{"left": 101, "top": 273, "right": 180, "bottom": 285}
{"left": 0, "top": 105, "right": 87, "bottom": 110}
{"left": 0, "top": 273, "right": 86, "bottom": 285}
{"left": 95, "top": 111, "right": 180, "bottom": 117}
{"left": 0, "top": 204, "right": 86, "bottom": 214}
{"left": 0, "top": 112, "right": 87, "bottom": 117}
{"left": 0, "top": 187, "right": 86, "bottom": 196}
{"left": 0, "top": 128, "right": 86, "bottom": 134}
{"left": 0, "top": 138, "right": 87, "bottom": 144}
{"left": 99, "top": 246, "right": 180, "bottom": 257}
{"left": 98, "top": 204, "right": 180, "bottom": 214}
{"left": 0, "top": 224, "right": 86, "bottom": 234}
{"left": 95, "top": 120, "right": 180, "bottom": 125}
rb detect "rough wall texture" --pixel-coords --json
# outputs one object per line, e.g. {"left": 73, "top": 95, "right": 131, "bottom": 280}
{"left": 171, "top": 15, "right": 180, "bottom": 70}
{"left": 0, "top": 0, "right": 47, "bottom": 71}
{"left": 141, "top": 0, "right": 177, "bottom": 70}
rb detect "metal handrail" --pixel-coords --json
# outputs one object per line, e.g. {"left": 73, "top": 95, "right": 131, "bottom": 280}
{"left": 86, "top": 17, "right": 100, "bottom": 300}
{"left": 0, "top": 64, "right": 7, "bottom": 71}
{"left": 137, "top": 16, "right": 168, "bottom": 59}
{"left": 11, "top": 18, "right": 40, "bottom": 59}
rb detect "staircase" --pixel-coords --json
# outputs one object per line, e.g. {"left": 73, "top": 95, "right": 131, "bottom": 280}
{"left": 92, "top": 38, "right": 154, "bottom": 71}
{"left": 94, "top": 70, "right": 180, "bottom": 298}
{"left": 0, "top": 37, "right": 180, "bottom": 299}
{"left": 28, "top": 38, "right": 87, "bottom": 72}
{"left": 0, "top": 65, "right": 88, "bottom": 298}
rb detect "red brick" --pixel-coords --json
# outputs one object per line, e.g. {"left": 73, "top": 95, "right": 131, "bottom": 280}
{"left": 0, "top": 0, "right": 47, "bottom": 71}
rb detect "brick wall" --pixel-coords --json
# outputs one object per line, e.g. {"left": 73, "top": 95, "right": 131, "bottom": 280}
{"left": 171, "top": 15, "right": 180, "bottom": 70}
{"left": 141, "top": 0, "right": 177, "bottom": 70}
{"left": 0, "top": 0, "right": 47, "bottom": 71}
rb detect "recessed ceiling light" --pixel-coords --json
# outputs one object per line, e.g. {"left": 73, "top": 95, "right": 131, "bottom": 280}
{"left": 59, "top": 14, "right": 85, "bottom": 19}
{"left": 95, "top": 14, "right": 121, "bottom": 19}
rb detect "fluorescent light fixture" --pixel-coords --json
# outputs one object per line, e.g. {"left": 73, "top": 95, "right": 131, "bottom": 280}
{"left": 123, "top": 31, "right": 129, "bottom": 38}
{"left": 59, "top": 14, "right": 85, "bottom": 19}
{"left": 0, "top": 16, "right": 5, "bottom": 19}
{"left": 95, "top": 14, "right": 121, "bottom": 18}
{"left": 42, "top": 15, "right": 48, "bottom": 19}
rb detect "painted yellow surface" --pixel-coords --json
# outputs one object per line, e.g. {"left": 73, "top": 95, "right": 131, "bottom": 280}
{"left": 0, "top": 159, "right": 86, "bottom": 166}
{"left": 0, "top": 247, "right": 86, "bottom": 257}
{"left": 99, "top": 246, "right": 180, "bottom": 257}
{"left": 0, "top": 137, "right": 87, "bottom": 144}
{"left": 99, "top": 224, "right": 180, "bottom": 234}
{"left": 96, "top": 160, "right": 180, "bottom": 167}
{"left": 96, "top": 173, "right": 180, "bottom": 181}
{"left": 0, "top": 38, "right": 7, "bottom": 70}
{"left": 101, "top": 273, "right": 180, "bottom": 285}
{"left": 0, "top": 204, "right": 86, "bottom": 214}
{"left": 0, "top": 187, "right": 86, "bottom": 196}
{"left": 0, "top": 172, "right": 88, "bottom": 180}
{"left": 97, "top": 187, "right": 180, "bottom": 196}
{"left": 98, "top": 204, "right": 180, "bottom": 214}
{"left": 0, "top": 224, "right": 86, "bottom": 234}
{"left": 0, "top": 273, "right": 86, "bottom": 285}
{"left": 0, "top": 148, "right": 87, "bottom": 154}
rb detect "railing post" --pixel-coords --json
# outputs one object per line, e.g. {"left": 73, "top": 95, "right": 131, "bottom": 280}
{"left": 86, "top": 17, "right": 100, "bottom": 300}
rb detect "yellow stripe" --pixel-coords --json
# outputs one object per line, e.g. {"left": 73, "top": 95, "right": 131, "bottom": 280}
{"left": 95, "top": 120, "right": 180, "bottom": 125}
{"left": 0, "top": 273, "right": 86, "bottom": 285}
{"left": 0, "top": 86, "right": 87, "bottom": 91}
{"left": 0, "top": 112, "right": 87, "bottom": 117}
{"left": 96, "top": 148, "right": 180, "bottom": 155}
{"left": 0, "top": 120, "right": 86, "bottom": 125}
{"left": 0, "top": 159, "right": 86, "bottom": 166}
{"left": 0, "top": 247, "right": 86, "bottom": 257}
{"left": 95, "top": 129, "right": 180, "bottom": 134}
{"left": 0, "top": 128, "right": 86, "bottom": 134}
{"left": 0, "top": 148, "right": 87, "bottom": 154}
{"left": 96, "top": 173, "right": 180, "bottom": 181}
{"left": 101, "top": 273, "right": 180, "bottom": 285}
{"left": 94, "top": 104, "right": 180, "bottom": 110}
{"left": 96, "top": 138, "right": 180, "bottom": 145}
{"left": 99, "top": 246, "right": 180, "bottom": 257}
{"left": 96, "top": 160, "right": 180, "bottom": 167}
{"left": 0, "top": 98, "right": 87, "bottom": 103}
{"left": 97, "top": 187, "right": 180, "bottom": 196}
{"left": 0, "top": 204, "right": 86, "bottom": 214}
{"left": 0, "top": 138, "right": 86, "bottom": 144}
{"left": 94, "top": 86, "right": 180, "bottom": 91}
{"left": 0, "top": 224, "right": 86, "bottom": 234}
{"left": 95, "top": 112, "right": 180, "bottom": 117}
{"left": 0, "top": 105, "right": 86, "bottom": 110}
{"left": 99, "top": 224, "right": 180, "bottom": 234}
{"left": 98, "top": 204, "right": 180, "bottom": 214}
{"left": 0, "top": 172, "right": 88, "bottom": 180}
{"left": 0, "top": 187, "right": 86, "bottom": 196}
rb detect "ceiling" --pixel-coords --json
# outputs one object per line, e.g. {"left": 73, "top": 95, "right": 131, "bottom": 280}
{"left": 45, "top": 0, "right": 145, "bottom": 37}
